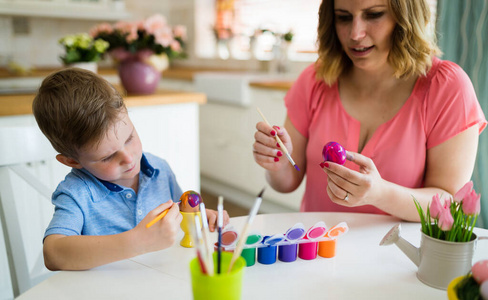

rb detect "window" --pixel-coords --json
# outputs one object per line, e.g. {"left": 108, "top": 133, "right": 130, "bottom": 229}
{"left": 195, "top": 0, "right": 437, "bottom": 62}
{"left": 196, "top": 0, "right": 321, "bottom": 61}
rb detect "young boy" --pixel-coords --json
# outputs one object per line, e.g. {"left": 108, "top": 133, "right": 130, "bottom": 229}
{"left": 33, "top": 68, "right": 228, "bottom": 271}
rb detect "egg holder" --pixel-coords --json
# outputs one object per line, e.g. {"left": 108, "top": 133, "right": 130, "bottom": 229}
{"left": 215, "top": 221, "right": 349, "bottom": 266}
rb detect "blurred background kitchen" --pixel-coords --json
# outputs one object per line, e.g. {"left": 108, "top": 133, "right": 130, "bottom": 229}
{"left": 1, "top": 0, "right": 487, "bottom": 299}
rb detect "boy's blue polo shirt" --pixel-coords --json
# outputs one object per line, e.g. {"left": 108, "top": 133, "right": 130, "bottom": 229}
{"left": 44, "top": 152, "right": 183, "bottom": 238}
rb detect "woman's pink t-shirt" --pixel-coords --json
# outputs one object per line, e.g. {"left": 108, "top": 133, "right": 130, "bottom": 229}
{"left": 285, "top": 57, "right": 487, "bottom": 214}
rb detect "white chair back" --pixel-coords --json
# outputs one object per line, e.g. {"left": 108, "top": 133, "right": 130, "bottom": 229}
{"left": 0, "top": 120, "right": 66, "bottom": 297}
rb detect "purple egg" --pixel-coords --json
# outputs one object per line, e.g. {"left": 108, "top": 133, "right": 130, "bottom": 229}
{"left": 322, "top": 141, "right": 346, "bottom": 165}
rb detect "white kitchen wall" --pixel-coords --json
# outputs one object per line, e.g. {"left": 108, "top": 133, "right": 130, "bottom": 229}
{"left": 0, "top": 0, "right": 189, "bottom": 68}
{"left": 0, "top": 0, "right": 289, "bottom": 72}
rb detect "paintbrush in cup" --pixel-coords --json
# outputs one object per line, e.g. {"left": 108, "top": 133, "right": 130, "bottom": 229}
{"left": 193, "top": 215, "right": 208, "bottom": 274}
{"left": 227, "top": 187, "right": 265, "bottom": 273}
{"left": 256, "top": 107, "right": 300, "bottom": 171}
{"left": 199, "top": 202, "right": 214, "bottom": 276}
{"left": 217, "top": 196, "right": 224, "bottom": 274}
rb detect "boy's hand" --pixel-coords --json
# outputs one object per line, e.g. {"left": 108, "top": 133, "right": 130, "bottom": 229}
{"left": 205, "top": 208, "right": 230, "bottom": 232}
{"left": 134, "top": 200, "right": 182, "bottom": 254}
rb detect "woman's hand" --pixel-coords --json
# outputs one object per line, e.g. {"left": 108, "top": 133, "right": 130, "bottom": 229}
{"left": 253, "top": 121, "right": 293, "bottom": 171}
{"left": 320, "top": 151, "right": 385, "bottom": 207}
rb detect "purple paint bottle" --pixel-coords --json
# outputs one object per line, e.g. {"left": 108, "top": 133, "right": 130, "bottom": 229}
{"left": 279, "top": 244, "right": 298, "bottom": 262}
{"left": 279, "top": 223, "right": 306, "bottom": 263}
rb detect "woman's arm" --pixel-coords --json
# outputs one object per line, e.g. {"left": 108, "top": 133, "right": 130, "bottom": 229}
{"left": 322, "top": 125, "right": 480, "bottom": 221}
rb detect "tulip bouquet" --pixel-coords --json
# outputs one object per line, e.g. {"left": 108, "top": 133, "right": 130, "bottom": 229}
{"left": 414, "top": 181, "right": 481, "bottom": 242}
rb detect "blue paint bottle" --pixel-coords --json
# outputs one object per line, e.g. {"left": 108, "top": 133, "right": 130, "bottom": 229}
{"left": 257, "top": 236, "right": 277, "bottom": 265}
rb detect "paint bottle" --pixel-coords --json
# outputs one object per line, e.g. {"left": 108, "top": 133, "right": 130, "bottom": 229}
{"left": 318, "top": 239, "right": 336, "bottom": 258}
{"left": 221, "top": 225, "right": 239, "bottom": 248}
{"left": 298, "top": 221, "right": 328, "bottom": 260}
{"left": 318, "top": 222, "right": 349, "bottom": 258}
{"left": 257, "top": 236, "right": 277, "bottom": 265}
{"left": 240, "top": 232, "right": 262, "bottom": 267}
{"left": 214, "top": 224, "right": 238, "bottom": 252}
{"left": 279, "top": 223, "right": 306, "bottom": 262}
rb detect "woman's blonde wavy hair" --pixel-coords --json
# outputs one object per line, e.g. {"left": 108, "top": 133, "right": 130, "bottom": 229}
{"left": 315, "top": 0, "right": 441, "bottom": 85}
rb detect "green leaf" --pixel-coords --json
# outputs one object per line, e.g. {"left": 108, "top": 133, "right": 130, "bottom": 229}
{"left": 413, "top": 197, "right": 428, "bottom": 234}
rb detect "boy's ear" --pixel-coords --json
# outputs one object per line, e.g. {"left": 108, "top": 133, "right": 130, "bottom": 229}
{"left": 56, "top": 154, "right": 83, "bottom": 169}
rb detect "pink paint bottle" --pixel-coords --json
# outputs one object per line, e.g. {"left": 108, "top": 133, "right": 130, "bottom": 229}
{"left": 298, "top": 221, "right": 328, "bottom": 260}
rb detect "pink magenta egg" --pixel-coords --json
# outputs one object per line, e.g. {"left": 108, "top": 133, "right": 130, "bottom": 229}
{"left": 472, "top": 260, "right": 488, "bottom": 284}
{"left": 322, "top": 141, "right": 346, "bottom": 165}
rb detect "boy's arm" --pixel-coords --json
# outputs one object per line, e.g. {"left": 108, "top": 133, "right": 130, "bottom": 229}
{"left": 205, "top": 208, "right": 230, "bottom": 232}
{"left": 43, "top": 201, "right": 181, "bottom": 271}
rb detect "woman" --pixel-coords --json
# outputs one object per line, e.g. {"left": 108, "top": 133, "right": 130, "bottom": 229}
{"left": 252, "top": 0, "right": 486, "bottom": 221}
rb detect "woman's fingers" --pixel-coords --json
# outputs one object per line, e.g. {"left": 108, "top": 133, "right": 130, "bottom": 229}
{"left": 327, "top": 184, "right": 350, "bottom": 206}
{"left": 322, "top": 151, "right": 383, "bottom": 206}
{"left": 345, "top": 151, "right": 376, "bottom": 174}
{"left": 253, "top": 141, "right": 282, "bottom": 158}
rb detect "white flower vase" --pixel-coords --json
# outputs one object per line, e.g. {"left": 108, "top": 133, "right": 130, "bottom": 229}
{"left": 67, "top": 62, "right": 98, "bottom": 74}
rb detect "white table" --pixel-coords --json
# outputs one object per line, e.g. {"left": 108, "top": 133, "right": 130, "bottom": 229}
{"left": 16, "top": 212, "right": 488, "bottom": 300}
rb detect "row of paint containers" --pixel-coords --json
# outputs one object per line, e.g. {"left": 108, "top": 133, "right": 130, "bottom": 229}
{"left": 216, "top": 221, "right": 349, "bottom": 266}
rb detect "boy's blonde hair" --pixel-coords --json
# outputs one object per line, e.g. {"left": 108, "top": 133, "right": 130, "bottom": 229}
{"left": 315, "top": 0, "right": 441, "bottom": 85}
{"left": 33, "top": 68, "right": 126, "bottom": 159}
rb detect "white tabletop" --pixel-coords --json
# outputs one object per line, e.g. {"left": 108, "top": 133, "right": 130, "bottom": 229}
{"left": 17, "top": 212, "right": 488, "bottom": 300}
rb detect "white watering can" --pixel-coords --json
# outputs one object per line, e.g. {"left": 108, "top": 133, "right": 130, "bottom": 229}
{"left": 380, "top": 224, "right": 486, "bottom": 290}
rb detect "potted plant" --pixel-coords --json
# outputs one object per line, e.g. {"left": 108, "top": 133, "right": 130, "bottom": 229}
{"left": 380, "top": 181, "right": 483, "bottom": 290}
{"left": 90, "top": 14, "right": 187, "bottom": 94}
{"left": 58, "top": 33, "right": 109, "bottom": 73}
{"left": 414, "top": 181, "right": 480, "bottom": 243}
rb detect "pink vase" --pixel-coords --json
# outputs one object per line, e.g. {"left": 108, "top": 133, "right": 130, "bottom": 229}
{"left": 118, "top": 58, "right": 161, "bottom": 95}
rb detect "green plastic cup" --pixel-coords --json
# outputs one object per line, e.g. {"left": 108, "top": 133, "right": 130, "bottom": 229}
{"left": 190, "top": 251, "right": 245, "bottom": 300}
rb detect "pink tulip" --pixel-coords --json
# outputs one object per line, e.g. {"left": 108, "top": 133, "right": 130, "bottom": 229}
{"left": 438, "top": 203, "right": 454, "bottom": 231}
{"left": 454, "top": 181, "right": 474, "bottom": 203}
{"left": 429, "top": 193, "right": 443, "bottom": 219}
{"left": 462, "top": 189, "right": 481, "bottom": 215}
